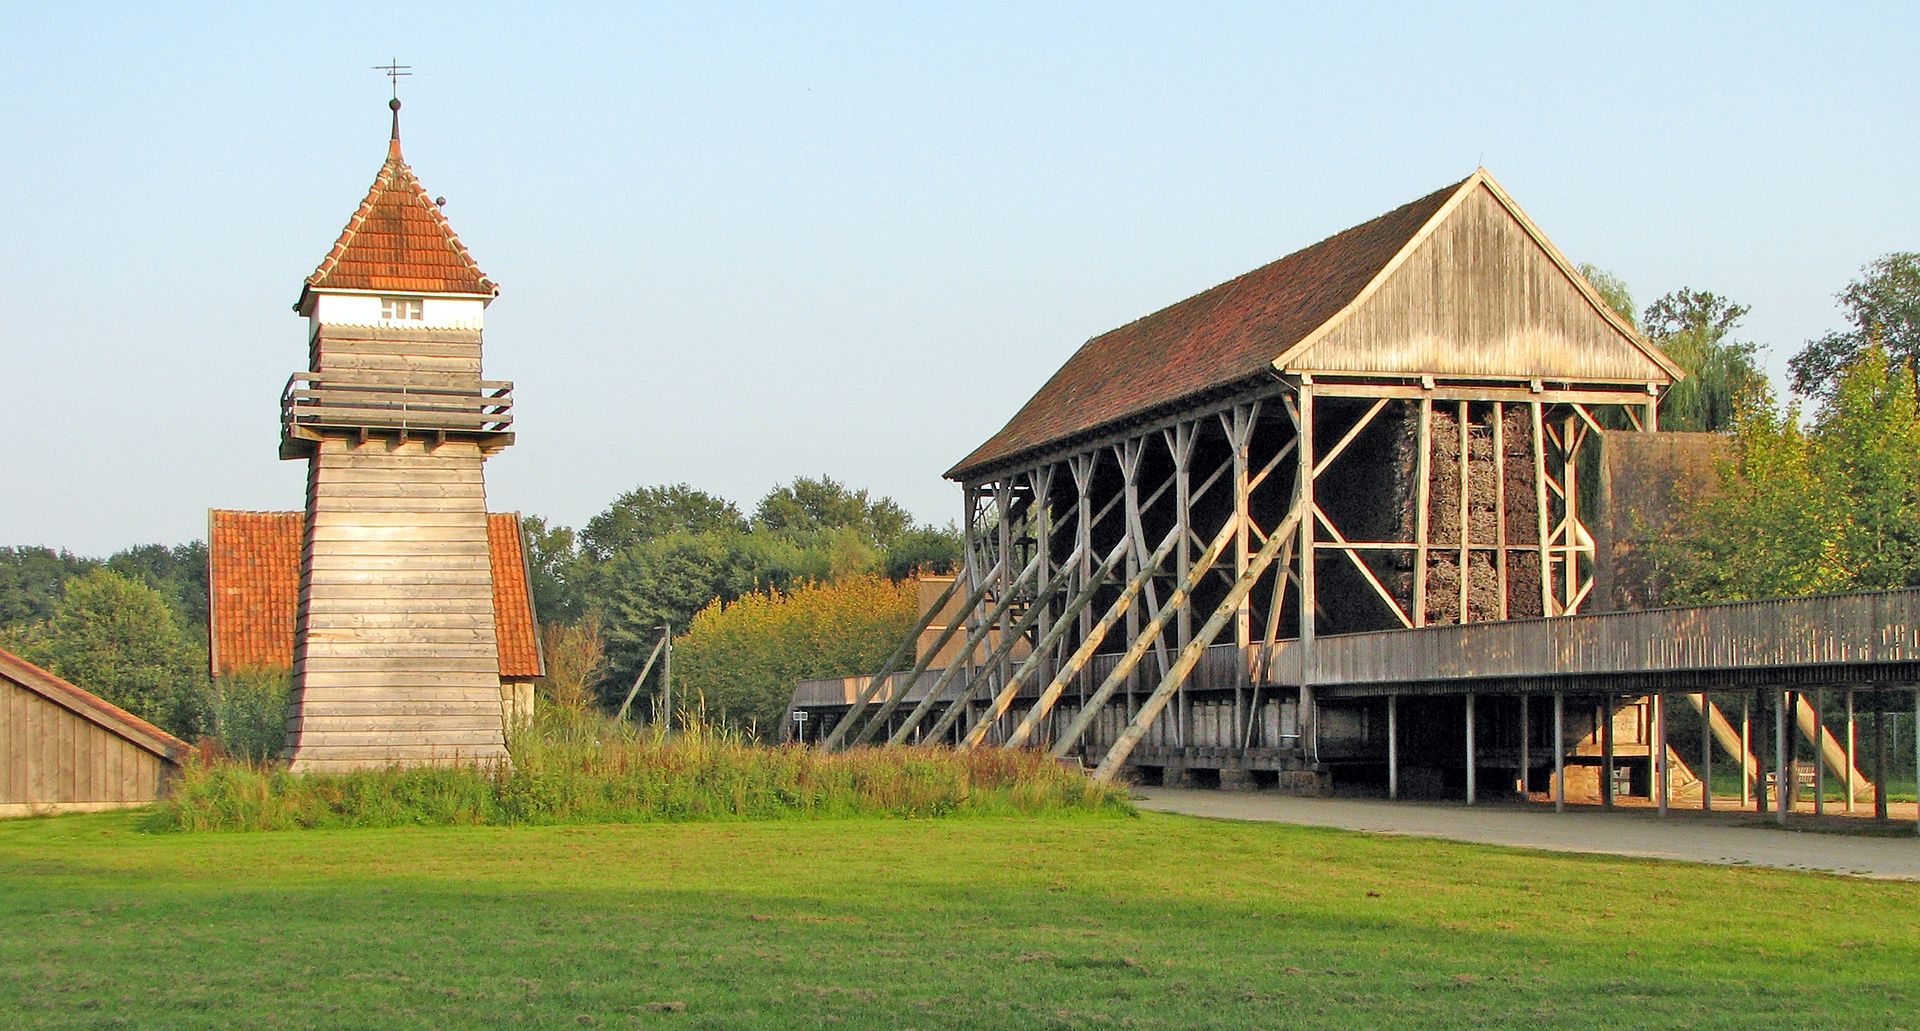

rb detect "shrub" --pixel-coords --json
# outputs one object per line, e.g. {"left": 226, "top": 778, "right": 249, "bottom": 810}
{"left": 211, "top": 666, "right": 292, "bottom": 763}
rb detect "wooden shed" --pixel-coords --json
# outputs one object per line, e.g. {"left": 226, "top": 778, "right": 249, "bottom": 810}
{"left": 0, "top": 647, "right": 191, "bottom": 816}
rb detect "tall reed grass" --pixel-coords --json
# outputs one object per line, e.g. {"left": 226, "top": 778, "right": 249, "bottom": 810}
{"left": 148, "top": 706, "right": 1130, "bottom": 832}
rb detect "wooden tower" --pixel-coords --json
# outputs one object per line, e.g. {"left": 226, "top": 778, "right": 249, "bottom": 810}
{"left": 280, "top": 100, "right": 517, "bottom": 771}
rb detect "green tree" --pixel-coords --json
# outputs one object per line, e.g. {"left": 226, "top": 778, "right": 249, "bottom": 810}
{"left": 582, "top": 532, "right": 767, "bottom": 696}
{"left": 1641, "top": 288, "right": 1768, "bottom": 432}
{"left": 106, "top": 541, "right": 209, "bottom": 639}
{"left": 754, "top": 475, "right": 912, "bottom": 550}
{"left": 1578, "top": 263, "right": 1637, "bottom": 329}
{"left": 39, "top": 569, "right": 207, "bottom": 736}
{"left": 518, "top": 514, "right": 583, "bottom": 624}
{"left": 1789, "top": 252, "right": 1920, "bottom": 401}
{"left": 579, "top": 484, "right": 748, "bottom": 561}
{"left": 0, "top": 546, "right": 99, "bottom": 626}
{"left": 884, "top": 524, "right": 963, "bottom": 579}
{"left": 1663, "top": 347, "right": 1920, "bottom": 603}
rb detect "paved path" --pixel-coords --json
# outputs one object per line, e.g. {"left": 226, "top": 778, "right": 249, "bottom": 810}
{"left": 1134, "top": 788, "right": 1920, "bottom": 880}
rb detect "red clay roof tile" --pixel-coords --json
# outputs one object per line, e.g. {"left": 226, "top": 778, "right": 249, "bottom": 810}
{"left": 946, "top": 177, "right": 1468, "bottom": 480}
{"left": 298, "top": 137, "right": 496, "bottom": 308}
{"left": 208, "top": 510, "right": 543, "bottom": 679}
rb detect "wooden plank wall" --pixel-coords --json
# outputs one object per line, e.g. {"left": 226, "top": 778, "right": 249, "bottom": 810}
{"left": 0, "top": 675, "right": 169, "bottom": 811}
{"left": 286, "top": 436, "right": 510, "bottom": 771}
{"left": 1302, "top": 184, "right": 1668, "bottom": 383}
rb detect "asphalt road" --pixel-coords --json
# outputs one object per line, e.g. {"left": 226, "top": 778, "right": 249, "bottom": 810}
{"left": 1133, "top": 788, "right": 1920, "bottom": 880}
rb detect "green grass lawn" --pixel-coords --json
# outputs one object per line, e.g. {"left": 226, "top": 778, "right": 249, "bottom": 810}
{"left": 3, "top": 811, "right": 1916, "bottom": 1030}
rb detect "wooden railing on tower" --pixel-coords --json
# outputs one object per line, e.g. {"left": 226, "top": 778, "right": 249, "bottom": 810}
{"left": 281, "top": 373, "right": 514, "bottom": 443}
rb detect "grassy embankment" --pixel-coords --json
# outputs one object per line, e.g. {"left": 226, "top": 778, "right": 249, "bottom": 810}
{"left": 3, "top": 809, "right": 1916, "bottom": 1029}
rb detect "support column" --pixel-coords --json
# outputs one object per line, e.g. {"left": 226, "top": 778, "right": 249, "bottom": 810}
{"left": 1601, "top": 695, "right": 1614, "bottom": 809}
{"left": 1845, "top": 688, "right": 1857, "bottom": 814}
{"left": 1465, "top": 692, "right": 1477, "bottom": 806}
{"left": 1295, "top": 385, "right": 1317, "bottom": 763}
{"left": 1874, "top": 686, "right": 1890, "bottom": 821}
{"left": 1775, "top": 688, "right": 1790, "bottom": 826}
{"left": 1654, "top": 692, "right": 1668, "bottom": 817}
{"left": 1813, "top": 686, "right": 1826, "bottom": 817}
{"left": 1518, "top": 694, "right": 1530, "bottom": 798}
{"left": 1387, "top": 693, "right": 1399, "bottom": 800}
{"left": 1701, "top": 691, "right": 1713, "bottom": 812}
{"left": 1552, "top": 691, "right": 1565, "bottom": 813}
{"left": 1745, "top": 692, "right": 1759, "bottom": 812}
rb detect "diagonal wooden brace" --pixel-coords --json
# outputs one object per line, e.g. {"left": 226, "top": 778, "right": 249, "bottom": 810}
{"left": 958, "top": 537, "right": 1134, "bottom": 750}
{"left": 846, "top": 554, "right": 1006, "bottom": 748}
{"left": 1002, "top": 527, "right": 1182, "bottom": 750}
{"left": 818, "top": 571, "right": 966, "bottom": 752}
{"left": 1046, "top": 514, "right": 1241, "bottom": 760}
{"left": 881, "top": 551, "right": 1044, "bottom": 746}
{"left": 919, "top": 542, "right": 1091, "bottom": 745}
{"left": 1093, "top": 504, "right": 1304, "bottom": 782}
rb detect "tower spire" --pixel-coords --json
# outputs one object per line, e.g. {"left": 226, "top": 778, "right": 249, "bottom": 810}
{"left": 372, "top": 59, "right": 412, "bottom": 155}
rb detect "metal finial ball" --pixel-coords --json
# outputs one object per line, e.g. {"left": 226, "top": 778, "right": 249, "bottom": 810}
{"left": 390, "top": 98, "right": 402, "bottom": 111}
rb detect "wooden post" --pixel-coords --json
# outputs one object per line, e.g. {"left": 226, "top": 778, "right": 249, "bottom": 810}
{"left": 848, "top": 556, "right": 1005, "bottom": 747}
{"left": 1654, "top": 692, "right": 1667, "bottom": 817}
{"left": 1601, "top": 695, "right": 1614, "bottom": 809}
{"left": 1845, "top": 688, "right": 1857, "bottom": 813}
{"left": 1813, "top": 687, "right": 1826, "bottom": 817}
{"left": 1465, "top": 692, "right": 1477, "bottom": 805}
{"left": 1413, "top": 397, "right": 1431, "bottom": 625}
{"left": 1700, "top": 692, "right": 1713, "bottom": 812}
{"left": 1775, "top": 688, "right": 1790, "bottom": 826}
{"left": 1296, "top": 384, "right": 1317, "bottom": 760}
{"left": 1052, "top": 515, "right": 1244, "bottom": 761}
{"left": 1518, "top": 694, "right": 1530, "bottom": 798}
{"left": 1553, "top": 690, "right": 1565, "bottom": 813}
{"left": 1091, "top": 505, "right": 1303, "bottom": 782}
{"left": 1457, "top": 401, "right": 1471, "bottom": 622}
{"left": 1913, "top": 689, "right": 1919, "bottom": 836}
{"left": 1387, "top": 693, "right": 1399, "bottom": 800}
{"left": 1874, "top": 686, "right": 1890, "bottom": 821}
{"left": 1742, "top": 693, "right": 1755, "bottom": 811}
{"left": 1531, "top": 401, "right": 1553, "bottom": 615}
{"left": 1072, "top": 453, "right": 1096, "bottom": 716}
{"left": 1171, "top": 422, "right": 1195, "bottom": 746}
{"left": 1492, "top": 402, "right": 1508, "bottom": 620}
{"left": 1004, "top": 528, "right": 1179, "bottom": 750}
{"left": 1561, "top": 412, "right": 1578, "bottom": 614}
{"left": 821, "top": 574, "right": 965, "bottom": 751}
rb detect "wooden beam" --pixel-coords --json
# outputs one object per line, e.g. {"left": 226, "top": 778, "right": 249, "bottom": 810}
{"left": 1091, "top": 504, "right": 1305, "bottom": 781}
{"left": 1465, "top": 692, "right": 1477, "bottom": 805}
{"left": 1005, "top": 526, "right": 1183, "bottom": 750}
{"left": 1048, "top": 514, "right": 1241, "bottom": 761}
{"left": 1532, "top": 401, "right": 1554, "bottom": 616}
{"left": 820, "top": 573, "right": 965, "bottom": 751}
{"left": 1553, "top": 691, "right": 1565, "bottom": 813}
{"left": 1458, "top": 401, "right": 1471, "bottom": 622}
{"left": 1493, "top": 402, "right": 1508, "bottom": 620}
{"left": 1414, "top": 397, "right": 1431, "bottom": 626}
{"left": 1387, "top": 693, "right": 1399, "bottom": 800}
{"left": 883, "top": 551, "right": 1043, "bottom": 747}
{"left": 1314, "top": 505, "right": 1413, "bottom": 629}
{"left": 849, "top": 552, "right": 1012, "bottom": 747}
{"left": 960, "top": 539, "right": 1130, "bottom": 750}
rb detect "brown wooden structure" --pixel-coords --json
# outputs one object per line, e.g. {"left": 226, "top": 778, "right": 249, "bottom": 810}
{"left": 0, "top": 647, "right": 191, "bottom": 816}
{"left": 270, "top": 100, "right": 527, "bottom": 771}
{"left": 814, "top": 169, "right": 1691, "bottom": 786}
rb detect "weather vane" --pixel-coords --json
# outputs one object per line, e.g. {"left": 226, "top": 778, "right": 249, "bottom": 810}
{"left": 373, "top": 59, "right": 412, "bottom": 101}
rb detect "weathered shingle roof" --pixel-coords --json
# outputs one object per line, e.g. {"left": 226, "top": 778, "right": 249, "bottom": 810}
{"left": 207, "top": 510, "right": 543, "bottom": 678}
{"left": 296, "top": 132, "right": 496, "bottom": 310}
{"left": 947, "top": 178, "right": 1466, "bottom": 479}
{"left": 0, "top": 647, "right": 192, "bottom": 763}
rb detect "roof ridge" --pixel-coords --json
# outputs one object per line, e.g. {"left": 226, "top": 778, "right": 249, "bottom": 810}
{"left": 0, "top": 646, "right": 192, "bottom": 761}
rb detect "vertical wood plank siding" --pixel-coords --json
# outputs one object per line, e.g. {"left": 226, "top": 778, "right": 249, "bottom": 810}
{"left": 0, "top": 676, "right": 174, "bottom": 809}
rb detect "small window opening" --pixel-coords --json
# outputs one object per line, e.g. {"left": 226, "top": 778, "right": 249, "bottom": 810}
{"left": 381, "top": 297, "right": 424, "bottom": 321}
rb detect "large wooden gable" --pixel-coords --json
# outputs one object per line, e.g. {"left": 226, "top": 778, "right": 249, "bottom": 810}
{"left": 949, "top": 170, "right": 1677, "bottom": 480}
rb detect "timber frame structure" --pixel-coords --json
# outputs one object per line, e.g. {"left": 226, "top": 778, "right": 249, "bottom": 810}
{"left": 813, "top": 169, "right": 1687, "bottom": 788}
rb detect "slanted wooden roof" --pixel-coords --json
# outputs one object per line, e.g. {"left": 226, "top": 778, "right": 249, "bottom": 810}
{"left": 948, "top": 170, "right": 1680, "bottom": 480}
{"left": 207, "top": 510, "right": 544, "bottom": 678}
{"left": 296, "top": 125, "right": 497, "bottom": 312}
{"left": 0, "top": 646, "right": 191, "bottom": 765}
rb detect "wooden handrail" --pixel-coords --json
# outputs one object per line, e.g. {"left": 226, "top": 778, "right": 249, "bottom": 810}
{"left": 281, "top": 372, "right": 514, "bottom": 436}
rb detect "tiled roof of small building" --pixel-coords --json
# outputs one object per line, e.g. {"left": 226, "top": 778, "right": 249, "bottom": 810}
{"left": 297, "top": 126, "right": 496, "bottom": 308}
{"left": 207, "top": 510, "right": 543, "bottom": 678}
{"left": 946, "top": 177, "right": 1467, "bottom": 480}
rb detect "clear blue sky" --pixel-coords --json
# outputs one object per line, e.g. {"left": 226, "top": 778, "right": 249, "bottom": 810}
{"left": 2, "top": 3, "right": 1915, "bottom": 555}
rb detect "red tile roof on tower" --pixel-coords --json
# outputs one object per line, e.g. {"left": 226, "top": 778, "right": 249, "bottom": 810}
{"left": 946, "top": 178, "right": 1468, "bottom": 480}
{"left": 207, "top": 510, "right": 544, "bottom": 679}
{"left": 296, "top": 114, "right": 497, "bottom": 310}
